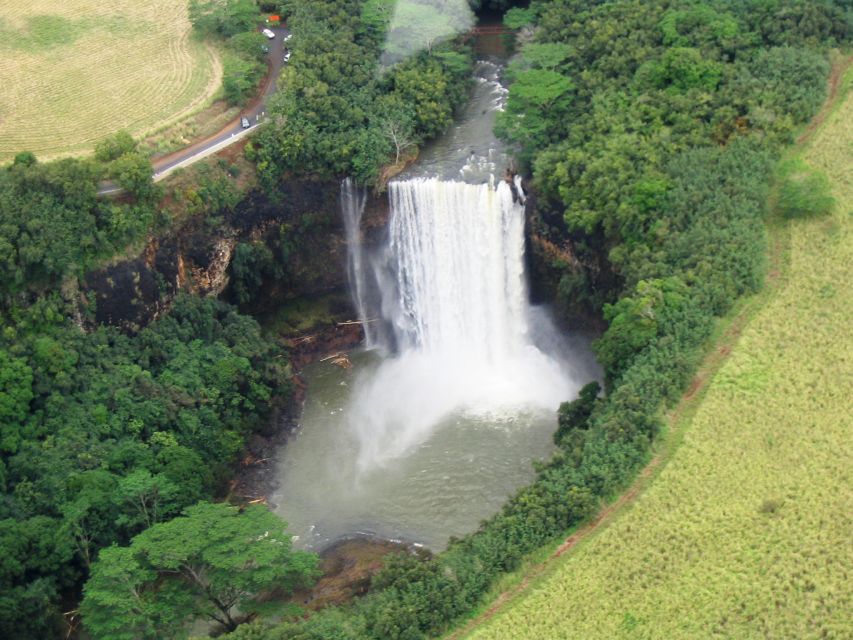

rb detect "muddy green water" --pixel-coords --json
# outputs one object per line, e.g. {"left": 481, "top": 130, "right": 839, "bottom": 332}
{"left": 272, "top": 339, "right": 599, "bottom": 552}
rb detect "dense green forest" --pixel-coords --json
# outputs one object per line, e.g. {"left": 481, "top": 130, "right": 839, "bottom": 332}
{"left": 250, "top": 0, "right": 475, "bottom": 186}
{"left": 0, "top": 289, "right": 293, "bottom": 637}
{"left": 0, "top": 141, "right": 154, "bottom": 298}
{"left": 0, "top": 141, "right": 301, "bottom": 636}
{"left": 213, "top": 1, "right": 849, "bottom": 639}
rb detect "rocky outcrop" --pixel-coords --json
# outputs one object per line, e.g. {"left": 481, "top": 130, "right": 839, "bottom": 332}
{"left": 189, "top": 238, "right": 235, "bottom": 296}
{"left": 84, "top": 253, "right": 174, "bottom": 331}
{"left": 80, "top": 178, "right": 391, "bottom": 332}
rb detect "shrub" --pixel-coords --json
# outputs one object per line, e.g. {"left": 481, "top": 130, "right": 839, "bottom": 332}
{"left": 222, "top": 53, "right": 265, "bottom": 106}
{"left": 776, "top": 161, "right": 836, "bottom": 218}
{"left": 94, "top": 130, "right": 137, "bottom": 163}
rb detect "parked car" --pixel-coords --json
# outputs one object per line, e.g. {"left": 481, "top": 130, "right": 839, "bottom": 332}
{"left": 262, "top": 28, "right": 275, "bottom": 39}
{"left": 241, "top": 116, "right": 251, "bottom": 129}
{"left": 282, "top": 50, "right": 291, "bottom": 63}
{"left": 283, "top": 33, "right": 292, "bottom": 42}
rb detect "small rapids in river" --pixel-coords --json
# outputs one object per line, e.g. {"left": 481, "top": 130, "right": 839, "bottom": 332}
{"left": 271, "top": 61, "right": 599, "bottom": 551}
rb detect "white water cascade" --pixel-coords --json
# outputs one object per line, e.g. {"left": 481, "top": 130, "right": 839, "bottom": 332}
{"left": 340, "top": 179, "right": 378, "bottom": 346}
{"left": 344, "top": 176, "right": 580, "bottom": 471}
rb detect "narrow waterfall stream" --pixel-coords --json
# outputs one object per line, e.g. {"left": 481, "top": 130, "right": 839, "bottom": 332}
{"left": 271, "top": 60, "right": 600, "bottom": 551}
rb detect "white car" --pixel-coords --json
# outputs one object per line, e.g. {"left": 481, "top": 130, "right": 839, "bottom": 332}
{"left": 283, "top": 33, "right": 293, "bottom": 42}
{"left": 282, "top": 50, "right": 291, "bottom": 63}
{"left": 262, "top": 28, "right": 275, "bottom": 39}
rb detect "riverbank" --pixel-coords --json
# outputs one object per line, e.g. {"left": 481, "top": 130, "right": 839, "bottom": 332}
{"left": 288, "top": 537, "right": 416, "bottom": 610}
{"left": 228, "top": 312, "right": 365, "bottom": 506}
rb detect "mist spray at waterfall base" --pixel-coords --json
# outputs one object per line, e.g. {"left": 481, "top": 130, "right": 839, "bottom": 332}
{"left": 345, "top": 177, "right": 583, "bottom": 471}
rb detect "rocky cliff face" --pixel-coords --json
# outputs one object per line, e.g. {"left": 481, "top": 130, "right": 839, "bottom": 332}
{"left": 523, "top": 186, "right": 612, "bottom": 329}
{"left": 81, "top": 180, "right": 390, "bottom": 332}
{"left": 83, "top": 236, "right": 180, "bottom": 331}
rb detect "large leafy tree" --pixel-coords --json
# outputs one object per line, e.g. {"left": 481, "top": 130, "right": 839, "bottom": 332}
{"left": 82, "top": 503, "right": 320, "bottom": 638}
{"left": 495, "top": 68, "right": 574, "bottom": 152}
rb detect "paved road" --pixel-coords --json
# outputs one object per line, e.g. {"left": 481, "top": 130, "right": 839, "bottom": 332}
{"left": 99, "top": 26, "right": 289, "bottom": 195}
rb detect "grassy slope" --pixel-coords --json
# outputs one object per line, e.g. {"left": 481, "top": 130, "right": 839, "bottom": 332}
{"left": 463, "top": 67, "right": 853, "bottom": 640}
{"left": 0, "top": 0, "right": 222, "bottom": 162}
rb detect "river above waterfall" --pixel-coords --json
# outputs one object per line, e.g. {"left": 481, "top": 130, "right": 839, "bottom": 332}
{"left": 403, "top": 59, "right": 511, "bottom": 183}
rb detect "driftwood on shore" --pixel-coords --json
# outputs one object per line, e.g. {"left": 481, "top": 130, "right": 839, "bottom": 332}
{"left": 320, "top": 352, "right": 353, "bottom": 369}
{"left": 336, "top": 318, "right": 378, "bottom": 326}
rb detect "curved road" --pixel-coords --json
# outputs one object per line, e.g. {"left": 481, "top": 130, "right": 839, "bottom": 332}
{"left": 99, "top": 25, "right": 289, "bottom": 196}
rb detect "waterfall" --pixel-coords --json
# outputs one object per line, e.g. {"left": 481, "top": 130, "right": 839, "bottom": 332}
{"left": 340, "top": 179, "right": 376, "bottom": 346}
{"left": 388, "top": 176, "right": 528, "bottom": 360}
{"left": 343, "top": 176, "right": 578, "bottom": 471}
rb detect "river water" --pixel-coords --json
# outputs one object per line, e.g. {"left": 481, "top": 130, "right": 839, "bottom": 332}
{"left": 403, "top": 60, "right": 511, "bottom": 183}
{"left": 271, "top": 57, "right": 600, "bottom": 552}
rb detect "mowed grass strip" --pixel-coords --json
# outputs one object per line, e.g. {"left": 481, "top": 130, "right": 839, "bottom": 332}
{"left": 465, "top": 79, "right": 853, "bottom": 639}
{"left": 0, "top": 0, "right": 222, "bottom": 162}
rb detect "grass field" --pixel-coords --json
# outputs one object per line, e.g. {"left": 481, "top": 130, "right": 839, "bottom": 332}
{"left": 463, "top": 67, "right": 853, "bottom": 640}
{"left": 0, "top": 0, "right": 222, "bottom": 162}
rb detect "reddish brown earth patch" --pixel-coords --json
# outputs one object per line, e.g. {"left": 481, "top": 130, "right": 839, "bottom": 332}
{"left": 290, "top": 538, "right": 411, "bottom": 611}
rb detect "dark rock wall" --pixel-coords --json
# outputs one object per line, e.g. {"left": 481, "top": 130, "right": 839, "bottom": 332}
{"left": 81, "top": 180, "right": 391, "bottom": 332}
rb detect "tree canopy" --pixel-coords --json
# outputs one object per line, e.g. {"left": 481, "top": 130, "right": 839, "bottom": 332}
{"left": 0, "top": 145, "right": 156, "bottom": 300}
{"left": 0, "top": 295, "right": 291, "bottom": 637}
{"left": 250, "top": 0, "right": 473, "bottom": 186}
{"left": 82, "top": 503, "right": 319, "bottom": 638}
